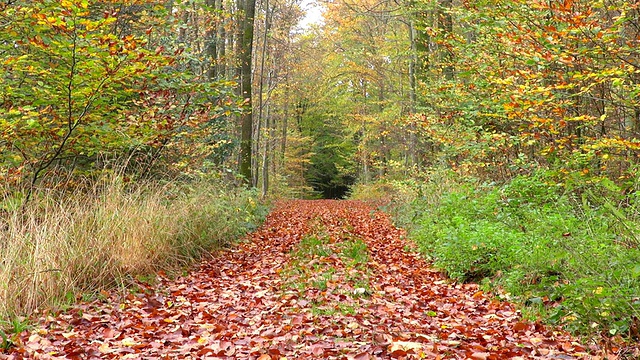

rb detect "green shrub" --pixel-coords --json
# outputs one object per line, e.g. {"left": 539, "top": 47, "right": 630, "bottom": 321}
{"left": 399, "top": 170, "right": 640, "bottom": 340}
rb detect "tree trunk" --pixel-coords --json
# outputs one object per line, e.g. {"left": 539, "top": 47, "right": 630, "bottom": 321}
{"left": 439, "top": 0, "right": 453, "bottom": 80}
{"left": 205, "top": 0, "right": 218, "bottom": 80}
{"left": 408, "top": 18, "right": 418, "bottom": 169}
{"left": 238, "top": 0, "right": 256, "bottom": 184}
{"left": 261, "top": 104, "right": 272, "bottom": 198}
{"left": 259, "top": 0, "right": 271, "bottom": 196}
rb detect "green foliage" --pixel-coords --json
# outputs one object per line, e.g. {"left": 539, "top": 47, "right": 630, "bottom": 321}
{"left": 0, "top": 316, "right": 29, "bottom": 351}
{"left": 412, "top": 0, "right": 640, "bottom": 183}
{"left": 0, "top": 1, "right": 242, "bottom": 191}
{"left": 310, "top": 302, "right": 357, "bottom": 317}
{"left": 301, "top": 110, "right": 357, "bottom": 199}
{"left": 349, "top": 182, "right": 397, "bottom": 201}
{"left": 339, "top": 238, "right": 371, "bottom": 295}
{"left": 400, "top": 170, "right": 640, "bottom": 339}
{"left": 273, "top": 2, "right": 415, "bottom": 194}
{"left": 294, "top": 235, "right": 333, "bottom": 258}
{"left": 283, "top": 228, "right": 372, "bottom": 301}
{"left": 340, "top": 239, "right": 369, "bottom": 265}
{"left": 0, "top": 328, "right": 9, "bottom": 351}
{"left": 306, "top": 141, "right": 353, "bottom": 199}
{"left": 284, "top": 233, "right": 333, "bottom": 291}
{"left": 172, "top": 183, "right": 268, "bottom": 258}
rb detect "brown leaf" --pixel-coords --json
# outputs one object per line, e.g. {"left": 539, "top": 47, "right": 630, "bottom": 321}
{"left": 352, "top": 352, "right": 371, "bottom": 360}
{"left": 513, "top": 322, "right": 528, "bottom": 332}
{"left": 471, "top": 352, "right": 490, "bottom": 359}
{"left": 389, "top": 341, "right": 423, "bottom": 353}
{"left": 310, "top": 343, "right": 325, "bottom": 356}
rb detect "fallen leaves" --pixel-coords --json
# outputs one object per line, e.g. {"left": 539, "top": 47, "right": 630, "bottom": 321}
{"left": 4, "top": 200, "right": 596, "bottom": 359}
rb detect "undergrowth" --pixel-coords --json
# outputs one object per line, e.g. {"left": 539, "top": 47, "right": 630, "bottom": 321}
{"left": 361, "top": 169, "right": 640, "bottom": 344}
{"left": 0, "top": 176, "right": 267, "bottom": 342}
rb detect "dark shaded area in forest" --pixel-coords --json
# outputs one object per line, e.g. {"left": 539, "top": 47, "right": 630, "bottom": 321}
{"left": 309, "top": 171, "right": 354, "bottom": 199}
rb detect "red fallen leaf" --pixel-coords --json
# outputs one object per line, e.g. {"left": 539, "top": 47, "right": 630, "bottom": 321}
{"left": 225, "top": 346, "right": 236, "bottom": 356}
{"left": 102, "top": 328, "right": 116, "bottom": 339}
{"left": 291, "top": 315, "right": 304, "bottom": 325}
{"left": 389, "top": 341, "right": 423, "bottom": 353}
{"left": 513, "top": 322, "right": 528, "bottom": 332}
{"left": 389, "top": 349, "right": 408, "bottom": 357}
{"left": 81, "top": 313, "right": 96, "bottom": 322}
{"left": 471, "top": 352, "right": 490, "bottom": 359}
{"left": 560, "top": 341, "right": 574, "bottom": 352}
{"left": 257, "top": 355, "right": 271, "bottom": 360}
{"left": 310, "top": 343, "right": 325, "bottom": 356}
{"left": 197, "top": 347, "right": 214, "bottom": 356}
{"left": 374, "top": 333, "right": 393, "bottom": 345}
{"left": 98, "top": 342, "right": 111, "bottom": 354}
{"left": 349, "top": 352, "right": 370, "bottom": 360}
{"left": 529, "top": 337, "right": 543, "bottom": 346}
{"left": 383, "top": 286, "right": 400, "bottom": 294}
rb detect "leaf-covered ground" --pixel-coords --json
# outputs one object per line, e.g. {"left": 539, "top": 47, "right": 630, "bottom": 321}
{"left": 4, "top": 200, "right": 595, "bottom": 359}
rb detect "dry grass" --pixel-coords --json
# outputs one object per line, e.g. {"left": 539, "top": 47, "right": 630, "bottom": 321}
{"left": 0, "top": 177, "right": 264, "bottom": 322}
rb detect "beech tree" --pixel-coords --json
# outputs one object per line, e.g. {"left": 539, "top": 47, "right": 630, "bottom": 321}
{"left": 0, "top": 0, "right": 242, "bottom": 196}
{"left": 237, "top": 0, "right": 256, "bottom": 184}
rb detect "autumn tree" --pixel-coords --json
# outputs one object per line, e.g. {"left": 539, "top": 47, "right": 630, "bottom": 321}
{"left": 405, "top": 0, "right": 639, "bottom": 184}
{"left": 237, "top": 0, "right": 256, "bottom": 184}
{"left": 0, "top": 0, "right": 243, "bottom": 198}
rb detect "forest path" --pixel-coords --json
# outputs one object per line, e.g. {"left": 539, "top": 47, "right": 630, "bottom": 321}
{"left": 7, "top": 200, "right": 589, "bottom": 359}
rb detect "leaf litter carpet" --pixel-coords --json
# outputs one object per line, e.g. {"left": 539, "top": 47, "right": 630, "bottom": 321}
{"left": 6, "top": 200, "right": 592, "bottom": 359}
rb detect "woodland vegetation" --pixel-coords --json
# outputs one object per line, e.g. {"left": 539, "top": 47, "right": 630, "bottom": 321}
{"left": 1, "top": 0, "right": 640, "bottom": 349}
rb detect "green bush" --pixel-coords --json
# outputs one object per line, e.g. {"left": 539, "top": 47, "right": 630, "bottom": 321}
{"left": 401, "top": 170, "right": 640, "bottom": 340}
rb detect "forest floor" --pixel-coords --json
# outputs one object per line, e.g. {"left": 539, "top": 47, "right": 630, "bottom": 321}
{"left": 4, "top": 200, "right": 600, "bottom": 359}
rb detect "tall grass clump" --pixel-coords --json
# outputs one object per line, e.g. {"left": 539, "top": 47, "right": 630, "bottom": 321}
{"left": 0, "top": 176, "right": 266, "bottom": 323}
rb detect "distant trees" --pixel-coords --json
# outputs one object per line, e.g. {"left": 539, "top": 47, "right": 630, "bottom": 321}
{"left": 256, "top": 0, "right": 417, "bottom": 197}
{"left": 266, "top": 0, "right": 640, "bottom": 194}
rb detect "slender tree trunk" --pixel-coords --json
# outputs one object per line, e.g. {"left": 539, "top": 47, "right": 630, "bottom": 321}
{"left": 259, "top": 0, "right": 270, "bottom": 196}
{"left": 193, "top": 2, "right": 200, "bottom": 54}
{"left": 238, "top": 0, "right": 256, "bottom": 184}
{"left": 253, "top": 109, "right": 261, "bottom": 186}
{"left": 280, "top": 40, "right": 291, "bottom": 173}
{"left": 205, "top": 0, "right": 218, "bottom": 80}
{"left": 261, "top": 103, "right": 271, "bottom": 197}
{"left": 378, "top": 83, "right": 388, "bottom": 177}
{"left": 408, "top": 19, "right": 418, "bottom": 169}
{"left": 408, "top": 21, "right": 417, "bottom": 113}
{"left": 178, "top": 10, "right": 189, "bottom": 45}
{"left": 217, "top": 0, "right": 228, "bottom": 78}
{"left": 439, "top": 0, "right": 453, "bottom": 80}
